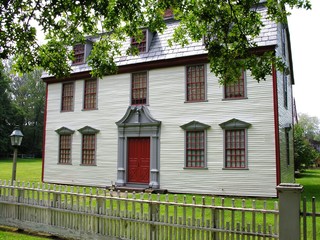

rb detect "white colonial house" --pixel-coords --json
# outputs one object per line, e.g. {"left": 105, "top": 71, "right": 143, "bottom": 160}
{"left": 41, "top": 3, "right": 295, "bottom": 197}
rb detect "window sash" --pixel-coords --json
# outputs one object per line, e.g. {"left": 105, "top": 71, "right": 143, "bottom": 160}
{"left": 73, "top": 44, "right": 85, "bottom": 64}
{"left": 225, "top": 129, "right": 246, "bottom": 168}
{"left": 283, "top": 75, "right": 288, "bottom": 108}
{"left": 84, "top": 79, "right": 97, "bottom": 110}
{"left": 132, "top": 72, "right": 147, "bottom": 105}
{"left": 59, "top": 135, "right": 71, "bottom": 164}
{"left": 186, "top": 65, "right": 205, "bottom": 102}
{"left": 225, "top": 71, "right": 245, "bottom": 99}
{"left": 131, "top": 30, "right": 147, "bottom": 53}
{"left": 61, "top": 83, "right": 74, "bottom": 111}
{"left": 82, "top": 134, "right": 96, "bottom": 165}
{"left": 186, "top": 131, "right": 205, "bottom": 168}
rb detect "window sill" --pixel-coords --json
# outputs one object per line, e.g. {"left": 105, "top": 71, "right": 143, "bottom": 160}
{"left": 184, "top": 167, "right": 208, "bottom": 170}
{"left": 222, "top": 167, "right": 249, "bottom": 170}
{"left": 184, "top": 100, "right": 208, "bottom": 103}
{"left": 222, "top": 97, "right": 248, "bottom": 101}
{"left": 82, "top": 108, "right": 98, "bottom": 111}
{"left": 71, "top": 62, "right": 85, "bottom": 66}
{"left": 57, "top": 163, "right": 72, "bottom": 165}
{"left": 61, "top": 110, "right": 74, "bottom": 113}
{"left": 80, "top": 164, "right": 97, "bottom": 166}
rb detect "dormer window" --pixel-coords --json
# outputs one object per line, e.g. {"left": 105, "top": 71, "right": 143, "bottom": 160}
{"left": 72, "top": 40, "right": 93, "bottom": 65}
{"left": 131, "top": 30, "right": 147, "bottom": 53}
{"left": 73, "top": 44, "right": 85, "bottom": 64}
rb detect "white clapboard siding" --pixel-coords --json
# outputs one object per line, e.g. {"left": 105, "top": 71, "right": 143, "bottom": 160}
{"left": 44, "top": 64, "right": 277, "bottom": 196}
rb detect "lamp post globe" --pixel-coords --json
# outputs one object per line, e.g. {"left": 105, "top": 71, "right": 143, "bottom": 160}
{"left": 10, "top": 127, "right": 23, "bottom": 183}
{"left": 10, "top": 128, "right": 24, "bottom": 147}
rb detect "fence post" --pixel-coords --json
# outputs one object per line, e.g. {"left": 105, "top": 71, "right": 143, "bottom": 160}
{"left": 149, "top": 202, "right": 160, "bottom": 240}
{"left": 276, "top": 183, "right": 303, "bottom": 240}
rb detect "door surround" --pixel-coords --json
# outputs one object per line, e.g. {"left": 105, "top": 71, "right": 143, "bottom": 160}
{"left": 116, "top": 106, "right": 161, "bottom": 189}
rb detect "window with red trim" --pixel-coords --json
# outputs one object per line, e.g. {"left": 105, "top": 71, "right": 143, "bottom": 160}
{"left": 72, "top": 44, "right": 85, "bottom": 65}
{"left": 84, "top": 79, "right": 97, "bottom": 110}
{"left": 225, "top": 70, "right": 245, "bottom": 99}
{"left": 59, "top": 135, "right": 72, "bottom": 164}
{"left": 82, "top": 134, "right": 96, "bottom": 165}
{"left": 186, "top": 65, "right": 205, "bottom": 102}
{"left": 131, "top": 30, "right": 147, "bottom": 53}
{"left": 186, "top": 131, "right": 205, "bottom": 168}
{"left": 225, "top": 129, "right": 246, "bottom": 168}
{"left": 61, "top": 82, "right": 74, "bottom": 111}
{"left": 131, "top": 72, "right": 147, "bottom": 105}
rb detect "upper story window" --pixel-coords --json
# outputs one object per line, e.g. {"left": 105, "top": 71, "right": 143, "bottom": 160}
{"left": 131, "top": 72, "right": 148, "bottom": 105}
{"left": 220, "top": 118, "right": 251, "bottom": 169}
{"left": 186, "top": 65, "right": 206, "bottom": 102}
{"left": 180, "top": 121, "right": 211, "bottom": 169}
{"left": 131, "top": 30, "right": 147, "bottom": 53}
{"left": 281, "top": 25, "right": 287, "bottom": 57}
{"left": 61, "top": 82, "right": 74, "bottom": 112}
{"left": 72, "top": 44, "right": 85, "bottom": 65}
{"left": 224, "top": 70, "right": 246, "bottom": 99}
{"left": 84, "top": 79, "right": 97, "bottom": 110}
{"left": 283, "top": 75, "right": 288, "bottom": 109}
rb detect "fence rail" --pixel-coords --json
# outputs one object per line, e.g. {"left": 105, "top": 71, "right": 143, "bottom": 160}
{"left": 0, "top": 180, "right": 280, "bottom": 240}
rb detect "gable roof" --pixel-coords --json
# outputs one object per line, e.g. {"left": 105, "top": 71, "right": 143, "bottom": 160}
{"left": 42, "top": 4, "right": 278, "bottom": 81}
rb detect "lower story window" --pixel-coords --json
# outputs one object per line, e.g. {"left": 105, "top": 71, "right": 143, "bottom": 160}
{"left": 186, "top": 131, "right": 205, "bottom": 168}
{"left": 225, "top": 129, "right": 246, "bottom": 168}
{"left": 82, "top": 134, "right": 96, "bottom": 165}
{"left": 59, "top": 135, "right": 71, "bottom": 164}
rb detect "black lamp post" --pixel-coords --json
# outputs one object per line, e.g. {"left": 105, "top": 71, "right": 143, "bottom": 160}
{"left": 10, "top": 127, "right": 24, "bottom": 183}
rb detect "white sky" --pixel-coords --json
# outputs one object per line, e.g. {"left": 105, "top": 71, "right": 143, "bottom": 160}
{"left": 288, "top": 0, "right": 320, "bottom": 120}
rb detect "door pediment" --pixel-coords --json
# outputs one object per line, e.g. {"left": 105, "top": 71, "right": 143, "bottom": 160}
{"left": 116, "top": 106, "right": 161, "bottom": 127}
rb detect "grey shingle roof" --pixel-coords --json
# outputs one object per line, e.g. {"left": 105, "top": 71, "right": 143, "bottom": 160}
{"left": 44, "top": 4, "right": 278, "bottom": 78}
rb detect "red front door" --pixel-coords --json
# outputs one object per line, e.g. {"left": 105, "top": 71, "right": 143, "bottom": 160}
{"left": 127, "top": 137, "right": 150, "bottom": 184}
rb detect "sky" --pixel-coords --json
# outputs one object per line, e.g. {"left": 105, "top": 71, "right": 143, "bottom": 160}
{"left": 288, "top": 0, "right": 320, "bottom": 120}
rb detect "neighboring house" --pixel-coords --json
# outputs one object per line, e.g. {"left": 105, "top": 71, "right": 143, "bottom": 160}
{"left": 41, "top": 3, "right": 295, "bottom": 197}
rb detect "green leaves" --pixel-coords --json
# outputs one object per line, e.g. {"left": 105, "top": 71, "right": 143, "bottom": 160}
{"left": 0, "top": 0, "right": 311, "bottom": 83}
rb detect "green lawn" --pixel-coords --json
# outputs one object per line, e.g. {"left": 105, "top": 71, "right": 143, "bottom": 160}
{"left": 0, "top": 226, "right": 52, "bottom": 240}
{"left": 0, "top": 158, "right": 42, "bottom": 183}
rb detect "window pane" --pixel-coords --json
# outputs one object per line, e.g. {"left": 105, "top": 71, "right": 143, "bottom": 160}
{"left": 131, "top": 30, "right": 147, "bottom": 53}
{"left": 73, "top": 44, "right": 85, "bottom": 64}
{"left": 186, "top": 131, "right": 205, "bottom": 168}
{"left": 61, "top": 83, "right": 74, "bottom": 111}
{"left": 82, "top": 134, "right": 96, "bottom": 165}
{"left": 225, "top": 129, "right": 246, "bottom": 168}
{"left": 225, "top": 70, "right": 245, "bottom": 99}
{"left": 186, "top": 65, "right": 205, "bottom": 101}
{"left": 59, "top": 135, "right": 71, "bottom": 164}
{"left": 84, "top": 79, "right": 97, "bottom": 110}
{"left": 132, "top": 72, "right": 147, "bottom": 105}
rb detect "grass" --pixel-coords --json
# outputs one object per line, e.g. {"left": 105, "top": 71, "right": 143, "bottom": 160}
{"left": 0, "top": 226, "right": 54, "bottom": 240}
{"left": 0, "top": 158, "right": 42, "bottom": 183}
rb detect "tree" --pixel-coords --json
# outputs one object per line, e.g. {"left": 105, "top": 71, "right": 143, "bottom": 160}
{"left": 0, "top": 0, "right": 311, "bottom": 83}
{"left": 294, "top": 123, "right": 320, "bottom": 171}
{"left": 0, "top": 62, "right": 24, "bottom": 156}
{"left": 5, "top": 62, "right": 45, "bottom": 156}
{"left": 297, "top": 113, "right": 320, "bottom": 141}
